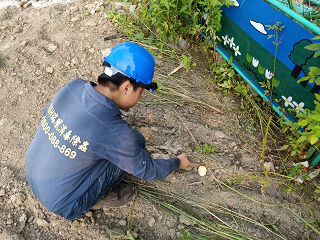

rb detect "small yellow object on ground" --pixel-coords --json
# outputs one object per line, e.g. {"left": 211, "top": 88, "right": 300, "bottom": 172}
{"left": 198, "top": 166, "right": 207, "bottom": 176}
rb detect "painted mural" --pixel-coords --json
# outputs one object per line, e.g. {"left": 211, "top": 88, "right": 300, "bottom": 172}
{"left": 216, "top": 0, "right": 320, "bottom": 121}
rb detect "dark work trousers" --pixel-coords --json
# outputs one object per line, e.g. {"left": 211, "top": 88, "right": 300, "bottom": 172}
{"left": 66, "top": 129, "right": 145, "bottom": 220}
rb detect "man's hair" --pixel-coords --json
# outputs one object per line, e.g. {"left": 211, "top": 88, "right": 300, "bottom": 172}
{"left": 97, "top": 62, "right": 139, "bottom": 92}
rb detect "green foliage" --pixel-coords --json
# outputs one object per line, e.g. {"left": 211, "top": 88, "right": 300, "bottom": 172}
{"left": 282, "top": 92, "right": 320, "bottom": 160}
{"left": 210, "top": 57, "right": 238, "bottom": 94}
{"left": 196, "top": 143, "right": 217, "bottom": 154}
{"left": 225, "top": 174, "right": 245, "bottom": 186}
{"left": 265, "top": 21, "right": 285, "bottom": 96}
{"left": 315, "top": 185, "right": 320, "bottom": 201}
{"left": 131, "top": 0, "right": 231, "bottom": 47}
{"left": 266, "top": 21, "right": 285, "bottom": 43}
{"left": 282, "top": 182, "right": 296, "bottom": 193}
{"left": 287, "top": 164, "right": 303, "bottom": 178}
{"left": 297, "top": 36, "right": 320, "bottom": 85}
{"left": 180, "top": 54, "right": 193, "bottom": 72}
{"left": 295, "top": 100, "right": 320, "bottom": 145}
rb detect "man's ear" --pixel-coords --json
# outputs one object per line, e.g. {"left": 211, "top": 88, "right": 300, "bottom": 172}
{"left": 121, "top": 80, "right": 132, "bottom": 95}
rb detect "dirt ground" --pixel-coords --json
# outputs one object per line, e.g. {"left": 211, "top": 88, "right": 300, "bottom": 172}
{"left": 0, "top": 0, "right": 319, "bottom": 239}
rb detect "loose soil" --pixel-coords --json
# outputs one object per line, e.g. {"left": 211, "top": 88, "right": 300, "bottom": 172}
{"left": 0, "top": 1, "right": 319, "bottom": 239}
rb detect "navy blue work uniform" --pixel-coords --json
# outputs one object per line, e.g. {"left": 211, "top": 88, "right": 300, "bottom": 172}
{"left": 25, "top": 79, "right": 180, "bottom": 220}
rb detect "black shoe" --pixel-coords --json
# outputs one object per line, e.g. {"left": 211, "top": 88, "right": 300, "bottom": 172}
{"left": 91, "top": 182, "right": 137, "bottom": 210}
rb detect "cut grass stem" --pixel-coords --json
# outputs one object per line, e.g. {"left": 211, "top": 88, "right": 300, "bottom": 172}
{"left": 262, "top": 116, "right": 273, "bottom": 177}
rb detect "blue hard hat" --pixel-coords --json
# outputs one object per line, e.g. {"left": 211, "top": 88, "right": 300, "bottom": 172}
{"left": 104, "top": 42, "right": 155, "bottom": 88}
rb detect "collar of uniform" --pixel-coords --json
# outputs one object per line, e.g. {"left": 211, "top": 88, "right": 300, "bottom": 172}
{"left": 85, "top": 81, "right": 121, "bottom": 115}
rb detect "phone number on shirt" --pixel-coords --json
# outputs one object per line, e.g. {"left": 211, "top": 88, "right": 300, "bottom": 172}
{"left": 40, "top": 116, "right": 77, "bottom": 159}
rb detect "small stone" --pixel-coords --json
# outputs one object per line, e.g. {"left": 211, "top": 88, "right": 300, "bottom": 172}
{"left": 23, "top": 2, "right": 32, "bottom": 8}
{"left": 113, "top": 2, "right": 124, "bottom": 10}
{"left": 71, "top": 220, "right": 80, "bottom": 228}
{"left": 148, "top": 217, "right": 156, "bottom": 228}
{"left": 85, "top": 211, "right": 93, "bottom": 218}
{"left": 86, "top": 3, "right": 95, "bottom": 9}
{"left": 176, "top": 232, "right": 183, "bottom": 238}
{"left": 6, "top": 218, "right": 13, "bottom": 225}
{"left": 177, "top": 224, "right": 184, "bottom": 229}
{"left": 215, "top": 131, "right": 226, "bottom": 139}
{"left": 0, "top": 188, "right": 5, "bottom": 196}
{"left": 13, "top": 27, "right": 23, "bottom": 34}
{"left": 46, "top": 67, "right": 54, "bottom": 74}
{"left": 19, "top": 213, "right": 27, "bottom": 223}
{"left": 146, "top": 114, "right": 154, "bottom": 122}
{"left": 69, "top": 6, "right": 79, "bottom": 12}
{"left": 129, "top": 5, "right": 136, "bottom": 14}
{"left": 16, "top": 90, "right": 23, "bottom": 95}
{"left": 20, "top": 41, "right": 28, "bottom": 47}
{"left": 179, "top": 215, "right": 194, "bottom": 226}
{"left": 10, "top": 192, "right": 26, "bottom": 206}
{"left": 118, "top": 219, "right": 127, "bottom": 226}
{"left": 71, "top": 17, "right": 79, "bottom": 22}
{"left": 96, "top": 5, "right": 104, "bottom": 12}
{"left": 36, "top": 218, "right": 48, "bottom": 226}
{"left": 169, "top": 229, "right": 176, "bottom": 238}
{"left": 47, "top": 43, "right": 57, "bottom": 53}
{"left": 264, "top": 162, "right": 275, "bottom": 173}
{"left": 71, "top": 57, "right": 79, "bottom": 65}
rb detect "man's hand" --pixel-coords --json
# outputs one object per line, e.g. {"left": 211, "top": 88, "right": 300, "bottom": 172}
{"left": 178, "top": 153, "right": 198, "bottom": 169}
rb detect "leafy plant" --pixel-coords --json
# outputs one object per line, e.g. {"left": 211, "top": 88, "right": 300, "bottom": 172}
{"left": 279, "top": 37, "right": 320, "bottom": 162}
{"left": 265, "top": 21, "right": 285, "bottom": 97}
{"left": 315, "top": 185, "right": 320, "bottom": 201}
{"left": 225, "top": 174, "right": 245, "bottom": 186}
{"left": 297, "top": 36, "right": 320, "bottom": 85}
{"left": 130, "top": 0, "right": 232, "bottom": 48}
{"left": 180, "top": 54, "right": 194, "bottom": 72}
{"left": 196, "top": 143, "right": 217, "bottom": 154}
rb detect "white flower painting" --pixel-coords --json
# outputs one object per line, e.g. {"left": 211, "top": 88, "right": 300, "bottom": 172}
{"left": 281, "top": 96, "right": 294, "bottom": 108}
{"left": 229, "top": 37, "right": 235, "bottom": 48}
{"left": 233, "top": 45, "right": 241, "bottom": 56}
{"left": 265, "top": 69, "right": 274, "bottom": 79}
{"left": 293, "top": 101, "right": 305, "bottom": 113}
{"left": 252, "top": 57, "right": 259, "bottom": 67}
{"left": 222, "top": 35, "right": 229, "bottom": 45}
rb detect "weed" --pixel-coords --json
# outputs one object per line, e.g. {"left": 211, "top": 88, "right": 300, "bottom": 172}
{"left": 196, "top": 143, "right": 217, "bottom": 154}
{"left": 280, "top": 36, "right": 320, "bottom": 161}
{"left": 225, "top": 174, "right": 245, "bottom": 186}
{"left": 265, "top": 21, "right": 285, "bottom": 97}
{"left": 180, "top": 54, "right": 194, "bottom": 72}
{"left": 315, "top": 186, "right": 320, "bottom": 201}
{"left": 210, "top": 57, "right": 238, "bottom": 94}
